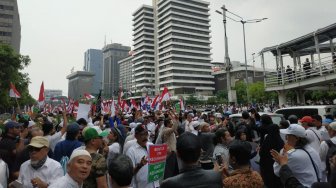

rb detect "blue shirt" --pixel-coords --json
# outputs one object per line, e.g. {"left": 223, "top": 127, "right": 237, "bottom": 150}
{"left": 53, "top": 139, "right": 82, "bottom": 162}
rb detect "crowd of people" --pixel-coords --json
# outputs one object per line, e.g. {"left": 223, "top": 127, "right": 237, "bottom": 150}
{"left": 1, "top": 105, "right": 336, "bottom": 188}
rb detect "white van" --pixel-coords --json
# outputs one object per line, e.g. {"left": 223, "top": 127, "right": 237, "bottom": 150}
{"left": 274, "top": 105, "right": 336, "bottom": 119}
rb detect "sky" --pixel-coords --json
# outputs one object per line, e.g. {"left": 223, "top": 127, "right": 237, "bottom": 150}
{"left": 17, "top": 0, "right": 336, "bottom": 98}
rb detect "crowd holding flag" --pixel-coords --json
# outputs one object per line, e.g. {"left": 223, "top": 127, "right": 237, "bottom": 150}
{"left": 9, "top": 82, "right": 21, "bottom": 98}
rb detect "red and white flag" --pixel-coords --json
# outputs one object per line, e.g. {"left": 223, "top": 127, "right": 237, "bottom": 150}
{"left": 130, "top": 99, "right": 138, "bottom": 110}
{"left": 38, "top": 82, "right": 45, "bottom": 103}
{"left": 84, "top": 93, "right": 95, "bottom": 99}
{"left": 159, "top": 86, "right": 170, "bottom": 103}
{"left": 9, "top": 82, "right": 21, "bottom": 98}
{"left": 151, "top": 95, "right": 160, "bottom": 109}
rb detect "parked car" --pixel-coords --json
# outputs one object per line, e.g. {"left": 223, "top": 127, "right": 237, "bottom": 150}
{"left": 274, "top": 105, "right": 336, "bottom": 119}
{"left": 229, "top": 112, "right": 285, "bottom": 126}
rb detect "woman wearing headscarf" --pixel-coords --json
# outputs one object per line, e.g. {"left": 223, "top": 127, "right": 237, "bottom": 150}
{"left": 259, "top": 123, "right": 284, "bottom": 188}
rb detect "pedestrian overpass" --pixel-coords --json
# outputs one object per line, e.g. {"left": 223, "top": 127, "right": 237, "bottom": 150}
{"left": 259, "top": 23, "right": 336, "bottom": 106}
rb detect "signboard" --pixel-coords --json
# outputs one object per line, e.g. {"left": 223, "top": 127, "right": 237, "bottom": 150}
{"left": 175, "top": 103, "right": 180, "bottom": 113}
{"left": 148, "top": 144, "right": 168, "bottom": 182}
{"left": 76, "top": 103, "right": 90, "bottom": 121}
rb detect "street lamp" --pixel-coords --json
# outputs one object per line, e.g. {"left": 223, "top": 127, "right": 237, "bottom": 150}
{"left": 225, "top": 11, "right": 267, "bottom": 103}
{"left": 241, "top": 18, "right": 267, "bottom": 104}
{"left": 216, "top": 5, "right": 235, "bottom": 104}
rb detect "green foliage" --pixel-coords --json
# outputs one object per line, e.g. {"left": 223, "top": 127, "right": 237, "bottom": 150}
{"left": 0, "top": 44, "right": 35, "bottom": 112}
{"left": 248, "top": 81, "right": 277, "bottom": 103}
{"left": 235, "top": 81, "right": 247, "bottom": 104}
{"left": 186, "top": 95, "right": 200, "bottom": 105}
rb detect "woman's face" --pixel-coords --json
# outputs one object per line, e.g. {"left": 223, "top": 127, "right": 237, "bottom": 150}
{"left": 240, "top": 133, "right": 246, "bottom": 141}
{"left": 285, "top": 134, "right": 298, "bottom": 147}
{"left": 223, "top": 131, "right": 232, "bottom": 143}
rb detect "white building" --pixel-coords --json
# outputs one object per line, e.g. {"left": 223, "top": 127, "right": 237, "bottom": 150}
{"left": 132, "top": 5, "right": 155, "bottom": 93}
{"left": 132, "top": 0, "right": 215, "bottom": 97}
{"left": 118, "top": 55, "right": 133, "bottom": 92}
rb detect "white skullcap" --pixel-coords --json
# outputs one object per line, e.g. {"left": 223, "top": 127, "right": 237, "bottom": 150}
{"left": 28, "top": 121, "right": 36, "bottom": 128}
{"left": 69, "top": 149, "right": 92, "bottom": 163}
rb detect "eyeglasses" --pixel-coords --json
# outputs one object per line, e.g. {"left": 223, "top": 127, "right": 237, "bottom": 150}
{"left": 28, "top": 146, "right": 46, "bottom": 152}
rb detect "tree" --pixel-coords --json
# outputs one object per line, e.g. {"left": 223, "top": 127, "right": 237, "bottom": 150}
{"left": 186, "top": 95, "right": 200, "bottom": 105}
{"left": 248, "top": 81, "right": 277, "bottom": 104}
{"left": 234, "top": 81, "right": 247, "bottom": 104}
{"left": 0, "top": 44, "right": 35, "bottom": 112}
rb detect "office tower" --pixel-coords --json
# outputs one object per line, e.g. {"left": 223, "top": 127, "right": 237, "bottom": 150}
{"left": 84, "top": 49, "right": 103, "bottom": 95}
{"left": 132, "top": 5, "right": 155, "bottom": 93}
{"left": 133, "top": 0, "right": 214, "bottom": 96}
{"left": 0, "top": 0, "right": 21, "bottom": 52}
{"left": 102, "top": 43, "right": 131, "bottom": 97}
{"left": 118, "top": 56, "right": 133, "bottom": 92}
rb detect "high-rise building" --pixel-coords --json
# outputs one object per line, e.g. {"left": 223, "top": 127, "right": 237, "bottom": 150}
{"left": 84, "top": 49, "right": 103, "bottom": 95}
{"left": 132, "top": 5, "right": 155, "bottom": 93}
{"left": 133, "top": 0, "right": 215, "bottom": 96}
{"left": 118, "top": 55, "right": 133, "bottom": 92}
{"left": 102, "top": 43, "right": 131, "bottom": 97}
{"left": 0, "top": 0, "right": 21, "bottom": 52}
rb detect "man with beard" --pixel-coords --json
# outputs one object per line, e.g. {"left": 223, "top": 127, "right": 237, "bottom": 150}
{"left": 126, "top": 124, "right": 159, "bottom": 188}
{"left": 49, "top": 149, "right": 92, "bottom": 188}
{"left": 13, "top": 136, "right": 63, "bottom": 188}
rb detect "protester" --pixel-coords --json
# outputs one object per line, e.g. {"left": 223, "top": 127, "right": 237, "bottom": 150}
{"left": 300, "top": 116, "right": 322, "bottom": 153}
{"left": 156, "top": 111, "right": 179, "bottom": 179}
{"left": 83, "top": 127, "right": 108, "bottom": 188}
{"left": 53, "top": 122, "right": 82, "bottom": 162}
{"left": 320, "top": 122, "right": 336, "bottom": 182}
{"left": 213, "top": 128, "right": 232, "bottom": 166}
{"left": 43, "top": 110, "right": 68, "bottom": 152}
{"left": 161, "top": 132, "right": 222, "bottom": 188}
{"left": 273, "top": 124, "right": 322, "bottom": 187}
{"left": 108, "top": 154, "right": 133, "bottom": 188}
{"left": 222, "top": 140, "right": 264, "bottom": 187}
{"left": 0, "top": 121, "right": 27, "bottom": 181}
{"left": 126, "top": 124, "right": 159, "bottom": 188}
{"left": 49, "top": 149, "right": 92, "bottom": 188}
{"left": 14, "top": 136, "right": 63, "bottom": 188}
{"left": 259, "top": 124, "right": 284, "bottom": 188}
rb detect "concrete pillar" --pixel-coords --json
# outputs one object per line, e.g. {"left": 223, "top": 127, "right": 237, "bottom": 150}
{"left": 314, "top": 33, "right": 322, "bottom": 75}
{"left": 295, "top": 90, "right": 306, "bottom": 105}
{"left": 261, "top": 52, "right": 266, "bottom": 87}
{"left": 311, "top": 53, "right": 315, "bottom": 68}
{"left": 277, "top": 48, "right": 284, "bottom": 85}
{"left": 293, "top": 52, "right": 297, "bottom": 81}
{"left": 330, "top": 38, "right": 335, "bottom": 54}
{"left": 277, "top": 90, "right": 287, "bottom": 107}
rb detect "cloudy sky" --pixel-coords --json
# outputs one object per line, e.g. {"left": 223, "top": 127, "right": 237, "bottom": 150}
{"left": 17, "top": 0, "right": 336, "bottom": 98}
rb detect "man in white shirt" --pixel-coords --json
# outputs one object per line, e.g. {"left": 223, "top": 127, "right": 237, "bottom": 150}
{"left": 14, "top": 136, "right": 63, "bottom": 188}
{"left": 320, "top": 122, "right": 336, "bottom": 182}
{"left": 184, "top": 113, "right": 195, "bottom": 133}
{"left": 300, "top": 116, "right": 322, "bottom": 153}
{"left": 49, "top": 149, "right": 92, "bottom": 188}
{"left": 43, "top": 111, "right": 68, "bottom": 152}
{"left": 126, "top": 124, "right": 158, "bottom": 188}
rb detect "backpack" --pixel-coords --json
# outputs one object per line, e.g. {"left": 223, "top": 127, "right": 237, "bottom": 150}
{"left": 325, "top": 140, "right": 336, "bottom": 180}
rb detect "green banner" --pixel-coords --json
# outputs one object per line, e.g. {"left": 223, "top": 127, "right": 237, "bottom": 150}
{"left": 148, "top": 162, "right": 165, "bottom": 182}
{"left": 175, "top": 103, "right": 180, "bottom": 113}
